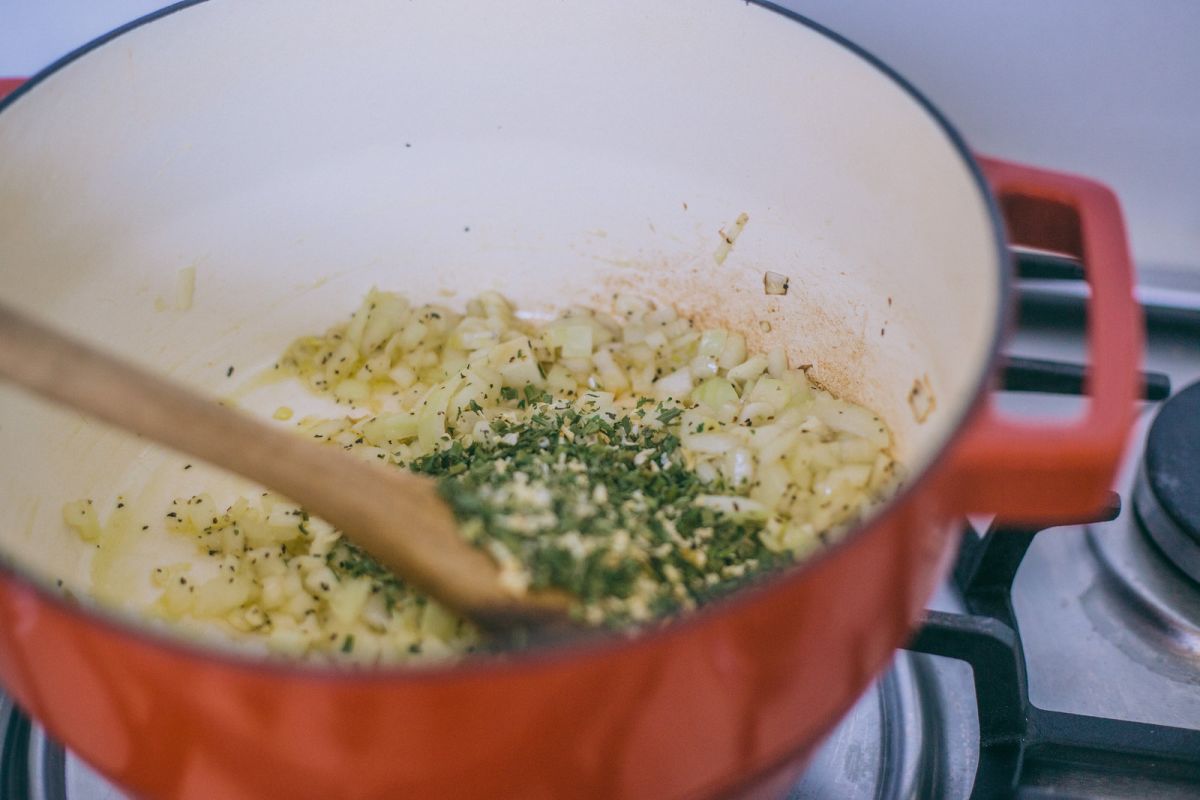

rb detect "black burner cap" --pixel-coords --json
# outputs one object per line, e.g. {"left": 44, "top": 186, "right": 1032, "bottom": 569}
{"left": 1144, "top": 380, "right": 1200, "bottom": 546}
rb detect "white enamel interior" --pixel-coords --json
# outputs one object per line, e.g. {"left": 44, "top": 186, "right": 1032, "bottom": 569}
{"left": 0, "top": 0, "right": 1000, "bottom": 615}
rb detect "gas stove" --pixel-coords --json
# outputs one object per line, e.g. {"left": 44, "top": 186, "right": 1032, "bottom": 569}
{"left": 2, "top": 1, "right": 1199, "bottom": 796}
{"left": 0, "top": 269, "right": 1196, "bottom": 800}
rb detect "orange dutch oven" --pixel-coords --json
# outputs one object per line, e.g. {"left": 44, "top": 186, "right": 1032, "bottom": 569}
{"left": 0, "top": 1, "right": 1140, "bottom": 798}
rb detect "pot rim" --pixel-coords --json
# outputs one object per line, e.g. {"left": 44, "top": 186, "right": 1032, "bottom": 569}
{"left": 0, "top": 0, "right": 1010, "bottom": 683}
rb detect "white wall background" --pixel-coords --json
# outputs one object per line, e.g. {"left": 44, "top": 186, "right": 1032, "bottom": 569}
{"left": 2, "top": 0, "right": 1198, "bottom": 272}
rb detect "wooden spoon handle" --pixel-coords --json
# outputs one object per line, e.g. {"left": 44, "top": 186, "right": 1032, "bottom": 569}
{"left": 0, "top": 302, "right": 566, "bottom": 625}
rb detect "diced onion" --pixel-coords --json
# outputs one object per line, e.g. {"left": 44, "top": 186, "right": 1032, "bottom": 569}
{"left": 692, "top": 377, "right": 739, "bottom": 411}
{"left": 67, "top": 286, "right": 898, "bottom": 666}
{"left": 763, "top": 271, "right": 790, "bottom": 296}
{"left": 653, "top": 367, "right": 693, "bottom": 401}
{"left": 812, "top": 391, "right": 890, "bottom": 448}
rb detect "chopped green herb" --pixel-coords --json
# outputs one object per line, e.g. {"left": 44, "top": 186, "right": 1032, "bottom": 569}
{"left": 656, "top": 406, "right": 683, "bottom": 425}
{"left": 398, "top": 398, "right": 783, "bottom": 624}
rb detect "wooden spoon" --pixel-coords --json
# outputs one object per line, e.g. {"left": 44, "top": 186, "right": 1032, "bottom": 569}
{"left": 0, "top": 302, "right": 573, "bottom": 631}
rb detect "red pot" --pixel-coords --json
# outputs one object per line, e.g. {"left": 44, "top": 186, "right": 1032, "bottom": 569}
{"left": 0, "top": 2, "right": 1140, "bottom": 798}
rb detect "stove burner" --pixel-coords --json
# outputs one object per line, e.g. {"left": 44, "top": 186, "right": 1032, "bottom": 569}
{"left": 1137, "top": 380, "right": 1200, "bottom": 582}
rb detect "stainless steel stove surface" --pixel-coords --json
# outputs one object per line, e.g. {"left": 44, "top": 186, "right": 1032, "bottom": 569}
{"left": 0, "top": 270, "right": 1195, "bottom": 799}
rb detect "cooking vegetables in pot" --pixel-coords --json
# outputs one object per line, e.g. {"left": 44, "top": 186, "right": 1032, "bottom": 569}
{"left": 63, "top": 289, "right": 899, "bottom": 664}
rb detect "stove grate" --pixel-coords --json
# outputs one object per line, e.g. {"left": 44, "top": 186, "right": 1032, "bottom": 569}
{"left": 909, "top": 502, "right": 1200, "bottom": 799}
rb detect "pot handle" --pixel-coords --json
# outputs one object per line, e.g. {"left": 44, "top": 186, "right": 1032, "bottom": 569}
{"left": 0, "top": 78, "right": 24, "bottom": 102}
{"left": 949, "top": 156, "right": 1142, "bottom": 524}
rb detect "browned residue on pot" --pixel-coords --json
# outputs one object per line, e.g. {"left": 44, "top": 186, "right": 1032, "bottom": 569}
{"left": 590, "top": 251, "right": 877, "bottom": 416}
{"left": 575, "top": 237, "right": 945, "bottom": 470}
